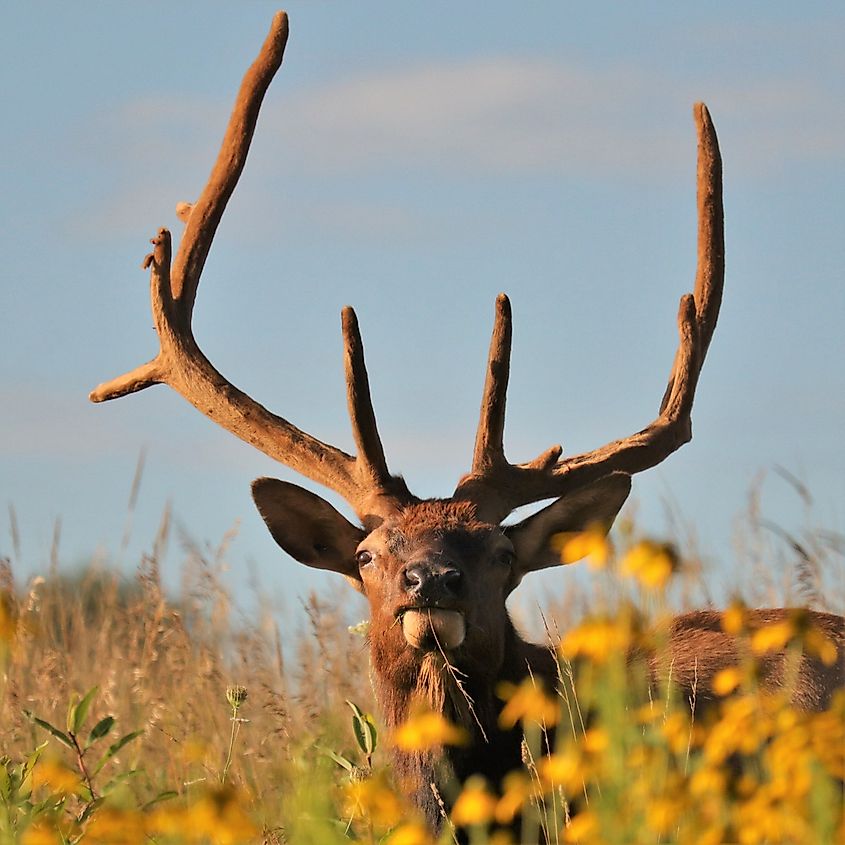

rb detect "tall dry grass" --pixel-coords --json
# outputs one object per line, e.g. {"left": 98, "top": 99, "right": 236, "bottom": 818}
{"left": 0, "top": 470, "right": 841, "bottom": 842}
{"left": 1, "top": 506, "right": 375, "bottom": 839}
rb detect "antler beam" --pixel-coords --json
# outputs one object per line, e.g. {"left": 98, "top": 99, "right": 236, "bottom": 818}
{"left": 89, "top": 12, "right": 410, "bottom": 520}
{"left": 457, "top": 103, "right": 724, "bottom": 522}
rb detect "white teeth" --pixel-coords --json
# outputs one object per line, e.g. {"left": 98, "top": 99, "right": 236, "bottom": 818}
{"left": 401, "top": 609, "right": 466, "bottom": 650}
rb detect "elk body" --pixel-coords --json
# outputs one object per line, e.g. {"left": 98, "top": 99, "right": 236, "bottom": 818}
{"left": 90, "top": 12, "right": 844, "bottom": 832}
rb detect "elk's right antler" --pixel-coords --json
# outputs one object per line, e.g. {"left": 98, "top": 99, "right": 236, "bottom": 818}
{"left": 89, "top": 12, "right": 413, "bottom": 522}
{"left": 457, "top": 103, "right": 724, "bottom": 523}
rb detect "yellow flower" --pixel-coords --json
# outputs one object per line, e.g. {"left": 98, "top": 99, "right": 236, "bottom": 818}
{"left": 495, "top": 771, "right": 533, "bottom": 825}
{"left": 660, "top": 712, "right": 692, "bottom": 754}
{"left": 635, "top": 702, "right": 662, "bottom": 725}
{"left": 344, "top": 772, "right": 404, "bottom": 829}
{"left": 393, "top": 707, "right": 467, "bottom": 751}
{"left": 497, "top": 678, "right": 559, "bottom": 728}
{"left": 750, "top": 619, "right": 794, "bottom": 655}
{"left": 183, "top": 788, "right": 258, "bottom": 844}
{"left": 582, "top": 728, "right": 609, "bottom": 755}
{"left": 560, "top": 616, "right": 632, "bottom": 663}
{"left": 30, "top": 760, "right": 83, "bottom": 797}
{"left": 803, "top": 625, "right": 838, "bottom": 666}
{"left": 538, "top": 751, "right": 582, "bottom": 794}
{"left": 451, "top": 777, "right": 496, "bottom": 827}
{"left": 551, "top": 525, "right": 612, "bottom": 568}
{"left": 385, "top": 821, "right": 435, "bottom": 845}
{"left": 690, "top": 765, "right": 726, "bottom": 796}
{"left": 619, "top": 540, "right": 678, "bottom": 589}
{"left": 22, "top": 820, "right": 72, "bottom": 845}
{"left": 721, "top": 600, "right": 747, "bottom": 635}
{"left": 564, "top": 811, "right": 598, "bottom": 843}
{"left": 647, "top": 797, "right": 681, "bottom": 835}
{"left": 712, "top": 666, "right": 743, "bottom": 696}
{"left": 84, "top": 807, "right": 146, "bottom": 844}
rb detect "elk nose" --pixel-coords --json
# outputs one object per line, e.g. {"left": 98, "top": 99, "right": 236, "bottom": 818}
{"left": 403, "top": 565, "right": 463, "bottom": 601}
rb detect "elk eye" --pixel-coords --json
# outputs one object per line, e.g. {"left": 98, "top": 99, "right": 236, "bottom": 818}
{"left": 356, "top": 550, "right": 374, "bottom": 567}
{"left": 495, "top": 550, "right": 514, "bottom": 569}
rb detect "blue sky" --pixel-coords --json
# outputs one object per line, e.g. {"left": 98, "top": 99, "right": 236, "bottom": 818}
{"left": 2, "top": 2, "right": 843, "bottom": 618}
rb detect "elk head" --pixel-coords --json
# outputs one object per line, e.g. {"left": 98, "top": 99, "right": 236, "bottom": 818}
{"left": 89, "top": 10, "right": 723, "bottom": 713}
{"left": 251, "top": 473, "right": 631, "bottom": 691}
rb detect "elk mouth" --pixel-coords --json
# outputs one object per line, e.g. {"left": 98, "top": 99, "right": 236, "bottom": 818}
{"left": 399, "top": 608, "right": 466, "bottom": 651}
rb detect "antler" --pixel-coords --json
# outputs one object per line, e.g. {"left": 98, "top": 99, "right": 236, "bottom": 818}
{"left": 89, "top": 12, "right": 411, "bottom": 521}
{"left": 456, "top": 103, "right": 724, "bottom": 522}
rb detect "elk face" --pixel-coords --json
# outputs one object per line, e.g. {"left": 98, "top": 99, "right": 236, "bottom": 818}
{"left": 251, "top": 474, "right": 631, "bottom": 674}
{"left": 353, "top": 500, "right": 513, "bottom": 659}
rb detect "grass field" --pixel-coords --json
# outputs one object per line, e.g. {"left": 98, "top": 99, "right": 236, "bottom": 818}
{"left": 0, "top": 491, "right": 842, "bottom": 844}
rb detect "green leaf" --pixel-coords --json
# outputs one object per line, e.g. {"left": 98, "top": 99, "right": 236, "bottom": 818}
{"left": 346, "top": 700, "right": 366, "bottom": 721}
{"left": 66, "top": 694, "right": 79, "bottom": 735}
{"left": 70, "top": 686, "right": 99, "bottom": 735}
{"left": 22, "top": 742, "right": 48, "bottom": 784}
{"left": 326, "top": 751, "right": 355, "bottom": 772}
{"left": 87, "top": 716, "right": 115, "bottom": 747}
{"left": 92, "top": 730, "right": 143, "bottom": 776}
{"left": 23, "top": 711, "right": 74, "bottom": 750}
{"left": 142, "top": 790, "right": 178, "bottom": 811}
{"left": 347, "top": 700, "right": 377, "bottom": 757}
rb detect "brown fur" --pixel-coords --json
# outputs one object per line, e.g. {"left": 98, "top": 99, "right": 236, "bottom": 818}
{"left": 654, "top": 609, "right": 845, "bottom": 712}
{"left": 395, "top": 500, "right": 488, "bottom": 536}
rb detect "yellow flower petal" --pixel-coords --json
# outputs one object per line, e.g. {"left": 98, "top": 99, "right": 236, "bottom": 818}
{"left": 495, "top": 771, "right": 532, "bottom": 825}
{"left": 620, "top": 540, "right": 678, "bottom": 589}
{"left": 451, "top": 777, "right": 497, "bottom": 827}
{"left": 551, "top": 525, "right": 612, "bottom": 568}
{"left": 344, "top": 772, "right": 404, "bottom": 829}
{"left": 712, "top": 666, "right": 743, "bottom": 696}
{"left": 559, "top": 616, "right": 633, "bottom": 664}
{"left": 751, "top": 620, "right": 794, "bottom": 654}
{"left": 31, "top": 760, "right": 83, "bottom": 797}
{"left": 497, "top": 679, "right": 559, "bottom": 728}
{"left": 721, "top": 601, "right": 747, "bottom": 635}
{"left": 803, "top": 626, "right": 838, "bottom": 666}
{"left": 393, "top": 707, "right": 467, "bottom": 751}
{"left": 386, "top": 822, "right": 435, "bottom": 845}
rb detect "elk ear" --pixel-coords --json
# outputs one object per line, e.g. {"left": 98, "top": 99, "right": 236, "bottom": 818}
{"left": 252, "top": 477, "right": 365, "bottom": 585}
{"left": 505, "top": 473, "right": 631, "bottom": 583}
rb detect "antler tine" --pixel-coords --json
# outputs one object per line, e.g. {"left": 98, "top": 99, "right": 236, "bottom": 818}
{"left": 342, "top": 309, "right": 401, "bottom": 482}
{"left": 456, "top": 102, "right": 725, "bottom": 523}
{"left": 691, "top": 103, "right": 724, "bottom": 365}
{"left": 173, "top": 11, "right": 289, "bottom": 318}
{"left": 341, "top": 307, "right": 413, "bottom": 514}
{"left": 471, "top": 294, "right": 512, "bottom": 472}
{"left": 89, "top": 13, "right": 407, "bottom": 522}
{"left": 660, "top": 103, "right": 724, "bottom": 415}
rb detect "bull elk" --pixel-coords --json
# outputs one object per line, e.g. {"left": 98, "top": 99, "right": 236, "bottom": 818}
{"left": 90, "top": 11, "right": 843, "bottom": 832}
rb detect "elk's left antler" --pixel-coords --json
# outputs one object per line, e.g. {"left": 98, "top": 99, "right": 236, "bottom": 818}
{"left": 456, "top": 103, "right": 724, "bottom": 523}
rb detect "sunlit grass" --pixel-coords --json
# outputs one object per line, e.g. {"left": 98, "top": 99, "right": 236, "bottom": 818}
{"left": 0, "top": 488, "right": 841, "bottom": 843}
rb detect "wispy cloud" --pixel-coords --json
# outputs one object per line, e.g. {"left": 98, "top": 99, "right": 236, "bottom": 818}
{"left": 72, "top": 54, "right": 843, "bottom": 239}
{"left": 258, "top": 56, "right": 843, "bottom": 176}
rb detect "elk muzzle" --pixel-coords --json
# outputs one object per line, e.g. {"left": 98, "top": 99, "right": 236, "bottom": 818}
{"left": 399, "top": 562, "right": 466, "bottom": 650}
{"left": 403, "top": 564, "right": 463, "bottom": 603}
